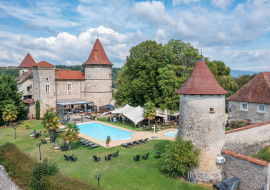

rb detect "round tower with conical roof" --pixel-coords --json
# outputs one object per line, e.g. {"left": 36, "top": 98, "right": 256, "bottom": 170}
{"left": 83, "top": 39, "right": 113, "bottom": 110}
{"left": 18, "top": 53, "right": 37, "bottom": 75}
{"left": 176, "top": 58, "right": 228, "bottom": 182}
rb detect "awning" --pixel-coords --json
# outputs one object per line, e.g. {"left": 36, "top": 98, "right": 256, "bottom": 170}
{"left": 110, "top": 104, "right": 144, "bottom": 125}
{"left": 56, "top": 100, "right": 93, "bottom": 106}
{"left": 100, "top": 104, "right": 117, "bottom": 109}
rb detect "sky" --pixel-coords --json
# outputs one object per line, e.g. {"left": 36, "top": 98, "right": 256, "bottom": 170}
{"left": 0, "top": 0, "right": 270, "bottom": 71}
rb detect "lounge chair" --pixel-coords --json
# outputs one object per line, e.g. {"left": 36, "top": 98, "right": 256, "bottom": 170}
{"left": 79, "top": 139, "right": 87, "bottom": 144}
{"left": 127, "top": 142, "right": 133, "bottom": 146}
{"left": 41, "top": 139, "right": 47, "bottom": 144}
{"left": 133, "top": 140, "right": 139, "bottom": 145}
{"left": 105, "top": 154, "right": 112, "bottom": 161}
{"left": 139, "top": 139, "right": 143, "bottom": 143}
{"left": 134, "top": 155, "right": 140, "bottom": 162}
{"left": 31, "top": 130, "right": 36, "bottom": 135}
{"left": 93, "top": 156, "right": 101, "bottom": 162}
{"left": 121, "top": 143, "right": 128, "bottom": 148}
{"left": 51, "top": 136, "right": 56, "bottom": 142}
{"left": 64, "top": 155, "right": 70, "bottom": 161}
{"left": 142, "top": 153, "right": 149, "bottom": 160}
{"left": 34, "top": 133, "right": 40, "bottom": 138}
{"left": 85, "top": 142, "right": 95, "bottom": 147}
{"left": 89, "top": 144, "right": 99, "bottom": 149}
{"left": 142, "top": 138, "right": 149, "bottom": 143}
{"left": 70, "top": 156, "right": 77, "bottom": 162}
{"left": 113, "top": 150, "right": 119, "bottom": 157}
{"left": 61, "top": 142, "right": 68, "bottom": 151}
{"left": 81, "top": 140, "right": 90, "bottom": 145}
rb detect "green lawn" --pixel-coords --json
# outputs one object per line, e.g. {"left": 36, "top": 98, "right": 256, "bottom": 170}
{"left": 0, "top": 120, "right": 210, "bottom": 190}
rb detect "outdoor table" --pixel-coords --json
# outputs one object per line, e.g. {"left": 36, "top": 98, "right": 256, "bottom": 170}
{"left": 155, "top": 152, "right": 162, "bottom": 159}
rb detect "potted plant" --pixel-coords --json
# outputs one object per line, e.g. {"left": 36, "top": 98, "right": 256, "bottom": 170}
{"left": 94, "top": 114, "right": 98, "bottom": 121}
{"left": 106, "top": 136, "right": 111, "bottom": 148}
{"left": 170, "top": 120, "right": 175, "bottom": 129}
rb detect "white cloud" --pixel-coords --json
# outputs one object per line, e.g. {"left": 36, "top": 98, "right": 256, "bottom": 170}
{"left": 133, "top": 1, "right": 175, "bottom": 26}
{"left": 173, "top": 0, "right": 200, "bottom": 6}
{"left": 211, "top": 0, "right": 233, "bottom": 10}
{"left": 236, "top": 66, "right": 270, "bottom": 72}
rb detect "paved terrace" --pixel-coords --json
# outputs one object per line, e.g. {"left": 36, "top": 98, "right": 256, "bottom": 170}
{"left": 60, "top": 121, "right": 178, "bottom": 148}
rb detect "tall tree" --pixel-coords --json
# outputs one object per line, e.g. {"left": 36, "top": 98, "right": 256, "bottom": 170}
{"left": 42, "top": 109, "right": 59, "bottom": 139}
{"left": 143, "top": 102, "right": 156, "bottom": 127}
{"left": 2, "top": 104, "right": 18, "bottom": 127}
{"left": 60, "top": 122, "right": 79, "bottom": 151}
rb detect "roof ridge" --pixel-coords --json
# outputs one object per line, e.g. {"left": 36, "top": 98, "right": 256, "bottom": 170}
{"left": 222, "top": 149, "right": 269, "bottom": 167}
{"left": 225, "top": 121, "right": 270, "bottom": 134}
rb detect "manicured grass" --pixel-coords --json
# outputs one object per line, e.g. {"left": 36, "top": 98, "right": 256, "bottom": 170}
{"left": 0, "top": 120, "right": 211, "bottom": 190}
{"left": 253, "top": 146, "right": 270, "bottom": 162}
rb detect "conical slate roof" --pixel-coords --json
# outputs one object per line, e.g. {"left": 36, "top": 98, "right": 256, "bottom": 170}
{"left": 18, "top": 53, "right": 37, "bottom": 68}
{"left": 176, "top": 60, "right": 228, "bottom": 95}
{"left": 226, "top": 72, "right": 270, "bottom": 104}
{"left": 82, "top": 39, "right": 113, "bottom": 66}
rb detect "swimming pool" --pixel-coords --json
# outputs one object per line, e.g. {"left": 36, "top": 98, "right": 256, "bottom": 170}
{"left": 78, "top": 122, "right": 134, "bottom": 141}
{"left": 164, "top": 132, "right": 177, "bottom": 137}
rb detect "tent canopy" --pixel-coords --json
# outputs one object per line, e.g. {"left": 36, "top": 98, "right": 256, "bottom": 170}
{"left": 110, "top": 104, "right": 144, "bottom": 125}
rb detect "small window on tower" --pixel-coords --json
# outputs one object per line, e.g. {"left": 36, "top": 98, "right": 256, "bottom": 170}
{"left": 46, "top": 85, "right": 50, "bottom": 92}
{"left": 68, "top": 84, "right": 71, "bottom": 91}
{"left": 109, "top": 73, "right": 112, "bottom": 79}
{"left": 209, "top": 108, "right": 215, "bottom": 113}
{"left": 46, "top": 77, "right": 49, "bottom": 81}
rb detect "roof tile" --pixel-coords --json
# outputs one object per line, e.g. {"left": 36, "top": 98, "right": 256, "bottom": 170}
{"left": 18, "top": 53, "right": 37, "bottom": 68}
{"left": 176, "top": 60, "right": 228, "bottom": 95}
{"left": 225, "top": 121, "right": 270, "bottom": 134}
{"left": 16, "top": 71, "right": 33, "bottom": 84}
{"left": 24, "top": 99, "right": 35, "bottom": 104}
{"left": 55, "top": 69, "right": 84, "bottom": 80}
{"left": 34, "top": 61, "right": 55, "bottom": 67}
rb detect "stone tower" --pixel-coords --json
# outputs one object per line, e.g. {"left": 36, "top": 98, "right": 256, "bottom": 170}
{"left": 176, "top": 58, "right": 228, "bottom": 183}
{"left": 18, "top": 53, "right": 37, "bottom": 75}
{"left": 33, "top": 61, "right": 56, "bottom": 117}
{"left": 82, "top": 39, "right": 113, "bottom": 110}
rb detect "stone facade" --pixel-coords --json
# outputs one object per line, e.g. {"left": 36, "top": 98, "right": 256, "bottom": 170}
{"left": 178, "top": 94, "right": 226, "bottom": 182}
{"left": 0, "top": 165, "right": 21, "bottom": 190}
{"left": 56, "top": 80, "right": 84, "bottom": 101}
{"left": 222, "top": 153, "right": 270, "bottom": 190}
{"left": 225, "top": 123, "right": 270, "bottom": 156}
{"left": 19, "top": 68, "right": 29, "bottom": 76}
{"left": 33, "top": 66, "right": 56, "bottom": 117}
{"left": 228, "top": 101, "right": 270, "bottom": 124}
{"left": 83, "top": 65, "right": 112, "bottom": 108}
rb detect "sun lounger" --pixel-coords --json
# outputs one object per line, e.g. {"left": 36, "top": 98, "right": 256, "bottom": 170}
{"left": 93, "top": 156, "right": 101, "bottom": 162}
{"left": 142, "top": 153, "right": 149, "bottom": 160}
{"left": 41, "top": 139, "right": 47, "bottom": 144}
{"left": 127, "top": 142, "right": 133, "bottom": 146}
{"left": 81, "top": 141, "right": 91, "bottom": 145}
{"left": 64, "top": 155, "right": 70, "bottom": 161}
{"left": 113, "top": 150, "right": 119, "bottom": 157}
{"left": 134, "top": 155, "right": 140, "bottom": 162}
{"left": 133, "top": 140, "right": 139, "bottom": 145}
{"left": 85, "top": 142, "right": 95, "bottom": 147}
{"left": 121, "top": 143, "right": 128, "bottom": 148}
{"left": 105, "top": 154, "right": 112, "bottom": 161}
{"left": 138, "top": 139, "right": 143, "bottom": 143}
{"left": 89, "top": 144, "right": 99, "bottom": 149}
{"left": 142, "top": 138, "right": 149, "bottom": 143}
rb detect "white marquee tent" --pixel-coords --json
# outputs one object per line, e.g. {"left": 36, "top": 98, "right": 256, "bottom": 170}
{"left": 110, "top": 104, "right": 145, "bottom": 125}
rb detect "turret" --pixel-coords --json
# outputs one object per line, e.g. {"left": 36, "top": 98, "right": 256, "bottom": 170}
{"left": 18, "top": 53, "right": 37, "bottom": 75}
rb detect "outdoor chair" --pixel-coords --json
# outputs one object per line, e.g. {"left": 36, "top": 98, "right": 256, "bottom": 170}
{"left": 142, "top": 138, "right": 149, "bottom": 143}
{"left": 34, "top": 133, "right": 40, "bottom": 138}
{"left": 105, "top": 154, "right": 112, "bottom": 161}
{"left": 31, "top": 130, "right": 36, "bottom": 135}
{"left": 79, "top": 139, "right": 87, "bottom": 144}
{"left": 121, "top": 143, "right": 128, "bottom": 148}
{"left": 93, "top": 156, "right": 101, "bottom": 162}
{"left": 51, "top": 136, "right": 56, "bottom": 142}
{"left": 89, "top": 144, "right": 99, "bottom": 149}
{"left": 70, "top": 155, "right": 77, "bottom": 162}
{"left": 41, "top": 139, "right": 47, "bottom": 144}
{"left": 53, "top": 141, "right": 59, "bottom": 148}
{"left": 82, "top": 141, "right": 91, "bottom": 145}
{"left": 112, "top": 117, "right": 117, "bottom": 122}
{"left": 142, "top": 153, "right": 149, "bottom": 160}
{"left": 113, "top": 150, "right": 119, "bottom": 157}
{"left": 134, "top": 155, "right": 140, "bottom": 162}
{"left": 61, "top": 142, "right": 68, "bottom": 151}
{"left": 139, "top": 139, "right": 143, "bottom": 143}
{"left": 85, "top": 142, "right": 95, "bottom": 147}
{"left": 133, "top": 140, "right": 139, "bottom": 145}
{"left": 39, "top": 130, "right": 42, "bottom": 136}
{"left": 64, "top": 155, "right": 70, "bottom": 161}
{"left": 127, "top": 142, "right": 133, "bottom": 146}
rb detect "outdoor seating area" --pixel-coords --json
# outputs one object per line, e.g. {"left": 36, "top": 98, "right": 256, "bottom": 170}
{"left": 121, "top": 138, "right": 149, "bottom": 148}
{"left": 64, "top": 154, "right": 77, "bottom": 162}
{"left": 78, "top": 139, "right": 100, "bottom": 149}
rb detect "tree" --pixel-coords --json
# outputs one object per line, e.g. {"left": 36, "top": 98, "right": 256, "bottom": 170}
{"left": 115, "top": 40, "right": 163, "bottom": 106}
{"left": 36, "top": 100, "right": 40, "bottom": 120}
{"left": 2, "top": 104, "right": 18, "bottom": 127}
{"left": 0, "top": 74, "right": 24, "bottom": 126}
{"left": 60, "top": 122, "right": 79, "bottom": 151}
{"left": 143, "top": 102, "right": 156, "bottom": 127}
{"left": 42, "top": 109, "right": 59, "bottom": 139}
{"left": 162, "top": 136, "right": 200, "bottom": 178}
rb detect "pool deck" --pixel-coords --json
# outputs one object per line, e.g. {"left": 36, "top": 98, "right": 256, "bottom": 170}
{"left": 60, "top": 121, "right": 178, "bottom": 148}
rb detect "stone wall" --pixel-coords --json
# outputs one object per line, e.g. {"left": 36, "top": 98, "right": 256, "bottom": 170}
{"left": 0, "top": 165, "right": 21, "bottom": 190}
{"left": 222, "top": 153, "right": 269, "bottom": 190}
{"left": 225, "top": 123, "right": 270, "bottom": 156}
{"left": 18, "top": 78, "right": 32, "bottom": 98}
{"left": 84, "top": 65, "right": 112, "bottom": 108}
{"left": 178, "top": 94, "right": 226, "bottom": 182}
{"left": 228, "top": 101, "right": 270, "bottom": 124}
{"left": 56, "top": 80, "right": 83, "bottom": 101}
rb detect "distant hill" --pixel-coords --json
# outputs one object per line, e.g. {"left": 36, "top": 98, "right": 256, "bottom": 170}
{"left": 230, "top": 70, "right": 259, "bottom": 78}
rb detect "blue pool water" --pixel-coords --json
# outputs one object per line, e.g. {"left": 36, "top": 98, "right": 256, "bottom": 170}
{"left": 78, "top": 122, "right": 134, "bottom": 141}
{"left": 165, "top": 132, "right": 177, "bottom": 137}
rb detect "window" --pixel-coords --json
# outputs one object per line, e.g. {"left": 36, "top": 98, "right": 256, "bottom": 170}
{"left": 46, "top": 77, "right": 49, "bottom": 81}
{"left": 27, "top": 86, "right": 30, "bottom": 91}
{"left": 240, "top": 102, "right": 248, "bottom": 111}
{"left": 109, "top": 73, "right": 112, "bottom": 79}
{"left": 257, "top": 104, "right": 266, "bottom": 113}
{"left": 68, "top": 84, "right": 71, "bottom": 91}
{"left": 45, "top": 85, "right": 50, "bottom": 92}
{"left": 209, "top": 108, "right": 215, "bottom": 113}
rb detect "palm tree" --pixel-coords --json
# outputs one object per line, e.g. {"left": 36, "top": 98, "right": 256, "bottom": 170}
{"left": 2, "top": 104, "right": 18, "bottom": 127}
{"left": 143, "top": 102, "right": 156, "bottom": 127}
{"left": 60, "top": 122, "right": 79, "bottom": 151}
{"left": 42, "top": 109, "right": 60, "bottom": 139}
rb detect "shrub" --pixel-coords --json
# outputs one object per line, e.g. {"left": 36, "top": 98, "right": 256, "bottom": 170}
{"left": 162, "top": 136, "right": 200, "bottom": 178}
{"left": 106, "top": 136, "right": 111, "bottom": 144}
{"left": 36, "top": 100, "right": 40, "bottom": 120}
{"left": 17, "top": 107, "right": 28, "bottom": 121}
{"left": 20, "top": 120, "right": 31, "bottom": 130}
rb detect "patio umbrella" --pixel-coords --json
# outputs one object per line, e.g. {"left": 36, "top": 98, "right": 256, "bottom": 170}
{"left": 164, "top": 109, "right": 168, "bottom": 124}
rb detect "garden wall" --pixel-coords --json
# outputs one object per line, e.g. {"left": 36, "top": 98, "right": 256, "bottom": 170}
{"left": 222, "top": 149, "right": 270, "bottom": 190}
{"left": 0, "top": 165, "right": 21, "bottom": 190}
{"left": 225, "top": 121, "right": 270, "bottom": 156}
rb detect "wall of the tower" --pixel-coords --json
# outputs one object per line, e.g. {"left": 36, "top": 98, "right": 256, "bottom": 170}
{"left": 178, "top": 94, "right": 226, "bottom": 183}
{"left": 19, "top": 68, "right": 29, "bottom": 76}
{"left": 56, "top": 80, "right": 84, "bottom": 102}
{"left": 33, "top": 66, "right": 56, "bottom": 117}
{"left": 83, "top": 65, "right": 112, "bottom": 109}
